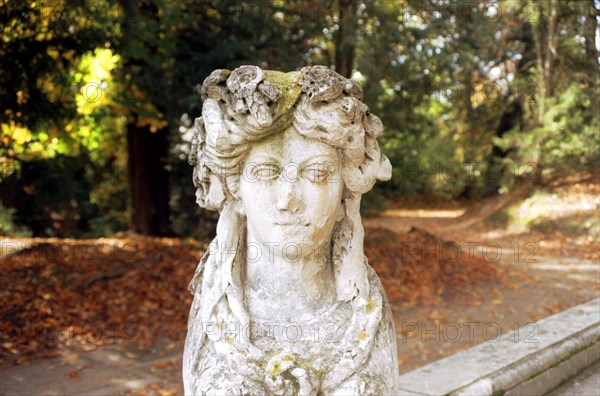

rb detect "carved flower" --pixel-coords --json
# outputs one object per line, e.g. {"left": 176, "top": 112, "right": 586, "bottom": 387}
{"left": 257, "top": 80, "right": 281, "bottom": 102}
{"left": 224, "top": 67, "right": 257, "bottom": 114}
{"left": 226, "top": 66, "right": 281, "bottom": 127}
{"left": 227, "top": 65, "right": 264, "bottom": 104}
{"left": 300, "top": 65, "right": 345, "bottom": 102}
{"left": 265, "top": 353, "right": 317, "bottom": 395}
{"left": 199, "top": 69, "right": 231, "bottom": 101}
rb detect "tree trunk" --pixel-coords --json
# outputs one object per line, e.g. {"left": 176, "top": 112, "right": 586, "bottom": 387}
{"left": 483, "top": 101, "right": 523, "bottom": 197}
{"left": 127, "top": 120, "right": 172, "bottom": 235}
{"left": 584, "top": 0, "right": 600, "bottom": 112}
{"left": 335, "top": 0, "right": 357, "bottom": 78}
{"left": 459, "top": 65, "right": 476, "bottom": 199}
{"left": 530, "top": 0, "right": 559, "bottom": 181}
{"left": 532, "top": 0, "right": 559, "bottom": 119}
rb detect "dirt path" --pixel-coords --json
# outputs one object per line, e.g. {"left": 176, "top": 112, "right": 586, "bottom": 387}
{"left": 365, "top": 192, "right": 600, "bottom": 374}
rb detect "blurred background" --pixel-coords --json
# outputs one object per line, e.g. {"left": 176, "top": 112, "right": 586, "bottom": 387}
{"left": 1, "top": 0, "right": 597, "bottom": 238}
{"left": 0, "top": 0, "right": 599, "bottom": 393}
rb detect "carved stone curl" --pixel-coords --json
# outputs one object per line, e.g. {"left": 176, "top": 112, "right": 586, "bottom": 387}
{"left": 184, "top": 65, "right": 399, "bottom": 395}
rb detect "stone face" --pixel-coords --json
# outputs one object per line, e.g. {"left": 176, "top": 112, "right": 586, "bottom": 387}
{"left": 184, "top": 65, "right": 399, "bottom": 395}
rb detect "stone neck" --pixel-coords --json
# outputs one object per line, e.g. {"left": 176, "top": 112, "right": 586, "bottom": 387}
{"left": 243, "top": 236, "right": 337, "bottom": 323}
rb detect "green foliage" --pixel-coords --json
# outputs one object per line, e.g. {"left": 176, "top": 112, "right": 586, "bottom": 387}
{"left": 0, "top": 202, "right": 32, "bottom": 236}
{"left": 0, "top": 0, "right": 118, "bottom": 133}
{"left": 501, "top": 83, "right": 600, "bottom": 182}
{"left": 1, "top": 0, "right": 598, "bottom": 236}
{"left": 539, "top": 84, "right": 600, "bottom": 174}
{"left": 1, "top": 153, "right": 92, "bottom": 236}
{"left": 1, "top": 150, "right": 129, "bottom": 237}
{"left": 531, "top": 214, "right": 599, "bottom": 237}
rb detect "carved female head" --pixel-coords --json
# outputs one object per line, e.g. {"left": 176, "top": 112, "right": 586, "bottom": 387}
{"left": 188, "top": 65, "right": 390, "bottom": 319}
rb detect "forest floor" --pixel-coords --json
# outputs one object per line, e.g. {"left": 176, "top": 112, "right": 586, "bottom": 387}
{"left": 1, "top": 172, "right": 598, "bottom": 394}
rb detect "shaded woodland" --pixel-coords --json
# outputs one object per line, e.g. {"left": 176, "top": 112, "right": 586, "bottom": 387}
{"left": 1, "top": 0, "right": 598, "bottom": 238}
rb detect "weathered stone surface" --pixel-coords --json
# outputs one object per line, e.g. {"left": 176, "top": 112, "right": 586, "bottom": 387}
{"left": 183, "top": 65, "right": 399, "bottom": 395}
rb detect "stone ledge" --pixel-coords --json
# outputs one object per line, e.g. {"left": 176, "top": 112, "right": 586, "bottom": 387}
{"left": 396, "top": 298, "right": 600, "bottom": 396}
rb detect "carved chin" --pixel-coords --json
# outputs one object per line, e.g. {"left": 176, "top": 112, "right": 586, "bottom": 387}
{"left": 271, "top": 224, "right": 315, "bottom": 242}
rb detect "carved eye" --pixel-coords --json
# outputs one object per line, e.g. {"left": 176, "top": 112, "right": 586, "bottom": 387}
{"left": 252, "top": 164, "right": 280, "bottom": 181}
{"left": 303, "top": 163, "right": 334, "bottom": 183}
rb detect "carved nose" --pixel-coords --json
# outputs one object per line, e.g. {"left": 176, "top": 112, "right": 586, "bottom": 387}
{"left": 276, "top": 180, "right": 304, "bottom": 214}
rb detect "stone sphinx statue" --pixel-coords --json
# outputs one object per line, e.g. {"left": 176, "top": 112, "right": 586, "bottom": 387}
{"left": 183, "top": 65, "right": 400, "bottom": 395}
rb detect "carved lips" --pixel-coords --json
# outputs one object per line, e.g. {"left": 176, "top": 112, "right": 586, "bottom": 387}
{"left": 274, "top": 218, "right": 310, "bottom": 226}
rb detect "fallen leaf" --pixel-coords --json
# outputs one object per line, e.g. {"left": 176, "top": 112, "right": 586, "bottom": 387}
{"left": 67, "top": 370, "right": 80, "bottom": 381}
